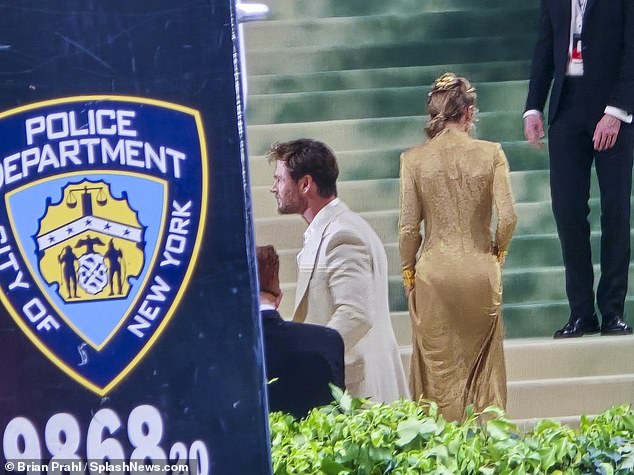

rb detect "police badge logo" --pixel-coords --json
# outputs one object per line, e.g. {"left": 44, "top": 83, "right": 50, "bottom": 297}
{"left": 36, "top": 179, "right": 146, "bottom": 303}
{"left": 0, "top": 96, "right": 208, "bottom": 395}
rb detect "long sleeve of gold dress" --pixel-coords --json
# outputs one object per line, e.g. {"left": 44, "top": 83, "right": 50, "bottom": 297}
{"left": 399, "top": 128, "right": 517, "bottom": 421}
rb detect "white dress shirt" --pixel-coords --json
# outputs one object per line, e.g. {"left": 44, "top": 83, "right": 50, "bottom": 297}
{"left": 524, "top": 0, "right": 632, "bottom": 123}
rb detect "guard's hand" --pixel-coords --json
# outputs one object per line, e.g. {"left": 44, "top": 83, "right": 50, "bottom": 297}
{"left": 524, "top": 113, "right": 545, "bottom": 148}
{"left": 593, "top": 114, "right": 621, "bottom": 151}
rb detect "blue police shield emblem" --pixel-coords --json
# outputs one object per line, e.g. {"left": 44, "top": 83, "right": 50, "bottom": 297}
{"left": 0, "top": 97, "right": 208, "bottom": 395}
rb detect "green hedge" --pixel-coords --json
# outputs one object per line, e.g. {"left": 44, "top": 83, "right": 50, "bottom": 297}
{"left": 269, "top": 388, "right": 634, "bottom": 475}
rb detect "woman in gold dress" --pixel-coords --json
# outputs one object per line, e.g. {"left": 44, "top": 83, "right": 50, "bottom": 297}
{"left": 399, "top": 73, "right": 517, "bottom": 421}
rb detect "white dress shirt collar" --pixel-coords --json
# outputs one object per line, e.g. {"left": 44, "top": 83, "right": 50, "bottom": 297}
{"left": 303, "top": 197, "right": 341, "bottom": 245}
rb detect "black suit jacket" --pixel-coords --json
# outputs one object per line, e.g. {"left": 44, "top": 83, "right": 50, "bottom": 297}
{"left": 260, "top": 309, "right": 345, "bottom": 418}
{"left": 526, "top": 0, "right": 634, "bottom": 123}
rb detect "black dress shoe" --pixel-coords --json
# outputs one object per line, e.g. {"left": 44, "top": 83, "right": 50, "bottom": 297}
{"left": 601, "top": 316, "right": 633, "bottom": 336}
{"left": 553, "top": 315, "right": 600, "bottom": 339}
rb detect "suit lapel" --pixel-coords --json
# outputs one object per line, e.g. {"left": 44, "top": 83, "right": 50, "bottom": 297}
{"left": 584, "top": 0, "right": 597, "bottom": 21}
{"left": 293, "top": 201, "right": 348, "bottom": 320}
{"left": 293, "top": 231, "right": 324, "bottom": 320}
{"left": 561, "top": 0, "right": 571, "bottom": 32}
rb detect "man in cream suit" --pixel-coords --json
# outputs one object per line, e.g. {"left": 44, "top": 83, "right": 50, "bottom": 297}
{"left": 267, "top": 138, "right": 409, "bottom": 402}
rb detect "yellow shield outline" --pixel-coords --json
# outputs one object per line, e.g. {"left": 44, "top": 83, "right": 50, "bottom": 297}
{"left": 0, "top": 95, "right": 209, "bottom": 396}
{"left": 6, "top": 171, "right": 168, "bottom": 351}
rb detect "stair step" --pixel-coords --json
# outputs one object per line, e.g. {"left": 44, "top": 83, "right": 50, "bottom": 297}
{"left": 390, "top": 294, "right": 634, "bottom": 343}
{"left": 272, "top": 265, "right": 634, "bottom": 325}
{"left": 247, "top": 141, "right": 549, "bottom": 187}
{"left": 255, "top": 210, "right": 397, "bottom": 250}
{"left": 246, "top": 81, "right": 529, "bottom": 125}
{"left": 251, "top": 169, "right": 555, "bottom": 218}
{"left": 507, "top": 374, "right": 634, "bottom": 419}
{"left": 248, "top": 61, "right": 532, "bottom": 95}
{"left": 245, "top": 9, "right": 538, "bottom": 50}
{"left": 267, "top": 230, "right": 634, "bottom": 285}
{"left": 255, "top": 197, "right": 622, "bottom": 249}
{"left": 392, "top": 265, "right": 634, "bottom": 310}
{"left": 511, "top": 415, "right": 584, "bottom": 430}
{"left": 247, "top": 35, "right": 536, "bottom": 75}
{"left": 263, "top": 0, "right": 538, "bottom": 20}
{"left": 397, "top": 336, "right": 634, "bottom": 381}
{"left": 397, "top": 338, "right": 634, "bottom": 420}
{"left": 247, "top": 113, "right": 526, "bottom": 155}
{"left": 504, "top": 335, "right": 634, "bottom": 381}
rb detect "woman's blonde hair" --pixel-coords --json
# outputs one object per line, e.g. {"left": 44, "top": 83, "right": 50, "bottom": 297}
{"left": 425, "top": 72, "right": 477, "bottom": 139}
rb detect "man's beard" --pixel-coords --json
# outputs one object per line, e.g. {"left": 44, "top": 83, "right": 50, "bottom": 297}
{"left": 277, "top": 194, "right": 305, "bottom": 215}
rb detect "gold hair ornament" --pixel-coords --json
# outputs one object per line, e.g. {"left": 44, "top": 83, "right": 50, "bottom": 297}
{"left": 429, "top": 72, "right": 476, "bottom": 96}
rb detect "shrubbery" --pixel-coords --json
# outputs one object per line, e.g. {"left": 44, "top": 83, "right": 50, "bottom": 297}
{"left": 269, "top": 387, "right": 634, "bottom": 474}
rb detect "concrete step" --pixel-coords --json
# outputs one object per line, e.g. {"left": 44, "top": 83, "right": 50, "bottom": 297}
{"left": 246, "top": 81, "right": 529, "bottom": 125}
{"left": 398, "top": 336, "right": 634, "bottom": 379}
{"left": 504, "top": 297, "right": 634, "bottom": 339}
{"left": 244, "top": 9, "right": 538, "bottom": 50}
{"left": 248, "top": 61, "right": 532, "bottom": 95}
{"left": 254, "top": 197, "right": 620, "bottom": 249}
{"left": 397, "top": 337, "right": 634, "bottom": 420}
{"left": 504, "top": 335, "right": 634, "bottom": 381}
{"left": 247, "top": 141, "right": 549, "bottom": 187}
{"left": 270, "top": 231, "right": 634, "bottom": 286}
{"left": 255, "top": 210, "right": 397, "bottom": 250}
{"left": 246, "top": 113, "right": 526, "bottom": 155}
{"left": 263, "top": 0, "right": 538, "bottom": 20}
{"left": 247, "top": 35, "right": 536, "bottom": 75}
{"left": 507, "top": 374, "right": 634, "bottom": 419}
{"left": 273, "top": 264, "right": 634, "bottom": 319}
{"left": 391, "top": 296, "right": 634, "bottom": 343}
{"left": 251, "top": 170, "right": 554, "bottom": 218}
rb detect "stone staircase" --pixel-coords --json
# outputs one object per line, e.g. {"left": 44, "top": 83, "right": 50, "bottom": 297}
{"left": 243, "top": 0, "right": 634, "bottom": 420}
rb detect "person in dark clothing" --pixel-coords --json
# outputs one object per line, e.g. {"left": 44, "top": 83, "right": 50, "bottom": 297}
{"left": 524, "top": 0, "right": 634, "bottom": 338}
{"left": 256, "top": 245, "right": 345, "bottom": 418}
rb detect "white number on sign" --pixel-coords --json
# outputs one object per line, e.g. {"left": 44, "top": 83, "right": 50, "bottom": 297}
{"left": 128, "top": 404, "right": 167, "bottom": 465}
{"left": 3, "top": 417, "right": 42, "bottom": 475}
{"left": 86, "top": 408, "right": 125, "bottom": 475}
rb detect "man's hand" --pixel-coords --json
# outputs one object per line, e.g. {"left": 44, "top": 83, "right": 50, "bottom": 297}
{"left": 524, "top": 113, "right": 545, "bottom": 147}
{"left": 593, "top": 114, "right": 621, "bottom": 151}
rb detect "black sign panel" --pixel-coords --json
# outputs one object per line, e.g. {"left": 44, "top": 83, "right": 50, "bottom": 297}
{"left": 0, "top": 2, "right": 271, "bottom": 474}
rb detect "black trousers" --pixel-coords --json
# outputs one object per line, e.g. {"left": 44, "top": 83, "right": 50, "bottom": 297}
{"left": 548, "top": 78, "right": 634, "bottom": 321}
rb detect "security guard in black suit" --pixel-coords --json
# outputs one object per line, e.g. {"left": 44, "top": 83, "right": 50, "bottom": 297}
{"left": 524, "top": 0, "right": 634, "bottom": 338}
{"left": 256, "top": 245, "right": 345, "bottom": 418}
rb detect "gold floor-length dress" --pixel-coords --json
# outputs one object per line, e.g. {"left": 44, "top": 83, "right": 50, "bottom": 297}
{"left": 399, "top": 128, "right": 517, "bottom": 421}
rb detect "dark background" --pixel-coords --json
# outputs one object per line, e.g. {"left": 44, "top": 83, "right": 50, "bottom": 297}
{"left": 0, "top": 1, "right": 271, "bottom": 474}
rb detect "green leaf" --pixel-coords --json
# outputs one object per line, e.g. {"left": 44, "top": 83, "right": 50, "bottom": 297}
{"left": 622, "top": 415, "right": 634, "bottom": 432}
{"left": 319, "top": 458, "right": 347, "bottom": 475}
{"left": 396, "top": 418, "right": 424, "bottom": 447}
{"left": 329, "top": 383, "right": 344, "bottom": 403}
{"left": 598, "top": 462, "right": 614, "bottom": 475}
{"left": 339, "top": 392, "right": 352, "bottom": 413}
{"left": 487, "top": 419, "right": 512, "bottom": 441}
{"left": 481, "top": 405, "right": 505, "bottom": 418}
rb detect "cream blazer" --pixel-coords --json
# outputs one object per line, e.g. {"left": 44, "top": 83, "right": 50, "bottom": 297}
{"left": 293, "top": 200, "right": 410, "bottom": 402}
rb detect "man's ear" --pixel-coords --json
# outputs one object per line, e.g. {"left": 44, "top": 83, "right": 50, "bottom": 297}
{"left": 299, "top": 175, "right": 313, "bottom": 194}
{"left": 275, "top": 291, "right": 283, "bottom": 310}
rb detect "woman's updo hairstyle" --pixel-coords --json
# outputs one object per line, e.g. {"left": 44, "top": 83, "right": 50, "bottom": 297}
{"left": 425, "top": 72, "right": 477, "bottom": 139}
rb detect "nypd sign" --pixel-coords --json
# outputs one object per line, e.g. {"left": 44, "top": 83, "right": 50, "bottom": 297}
{"left": 0, "top": 96, "right": 208, "bottom": 395}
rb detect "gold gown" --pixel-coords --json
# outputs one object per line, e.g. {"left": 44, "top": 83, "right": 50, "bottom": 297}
{"left": 399, "top": 128, "right": 517, "bottom": 421}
